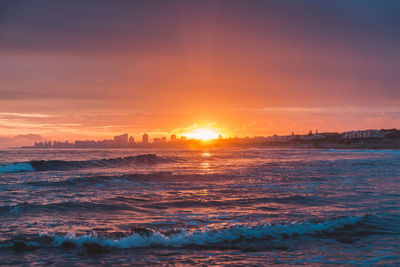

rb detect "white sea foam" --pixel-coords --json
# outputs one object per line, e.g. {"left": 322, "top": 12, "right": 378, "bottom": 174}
{"left": 48, "top": 216, "right": 363, "bottom": 249}
{"left": 0, "top": 162, "right": 35, "bottom": 173}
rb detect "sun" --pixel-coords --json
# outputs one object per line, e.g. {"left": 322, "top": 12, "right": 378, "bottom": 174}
{"left": 183, "top": 127, "right": 221, "bottom": 141}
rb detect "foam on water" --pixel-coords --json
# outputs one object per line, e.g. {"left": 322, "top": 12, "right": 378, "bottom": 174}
{"left": 1, "top": 148, "right": 399, "bottom": 265}
{"left": 0, "top": 162, "right": 35, "bottom": 173}
{"left": 13, "top": 215, "right": 382, "bottom": 250}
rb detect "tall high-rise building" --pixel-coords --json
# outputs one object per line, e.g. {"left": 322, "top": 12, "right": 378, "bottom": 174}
{"left": 142, "top": 133, "right": 149, "bottom": 144}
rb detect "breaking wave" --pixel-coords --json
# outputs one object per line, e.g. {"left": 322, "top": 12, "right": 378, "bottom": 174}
{"left": 0, "top": 163, "right": 35, "bottom": 173}
{"left": 2, "top": 215, "right": 396, "bottom": 251}
{"left": 0, "top": 154, "right": 173, "bottom": 173}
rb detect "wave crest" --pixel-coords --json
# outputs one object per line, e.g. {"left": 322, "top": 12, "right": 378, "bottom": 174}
{"left": 2, "top": 215, "right": 394, "bottom": 251}
{"left": 0, "top": 162, "right": 35, "bottom": 173}
{"left": 0, "top": 154, "right": 172, "bottom": 173}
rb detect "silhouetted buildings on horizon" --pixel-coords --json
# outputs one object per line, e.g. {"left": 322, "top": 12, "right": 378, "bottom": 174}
{"left": 114, "top": 133, "right": 128, "bottom": 147}
{"left": 142, "top": 133, "right": 149, "bottom": 145}
{"left": 27, "top": 128, "right": 400, "bottom": 149}
{"left": 32, "top": 133, "right": 196, "bottom": 149}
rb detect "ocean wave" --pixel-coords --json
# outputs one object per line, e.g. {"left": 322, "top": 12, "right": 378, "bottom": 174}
{"left": 1, "top": 194, "right": 323, "bottom": 216}
{"left": 0, "top": 201, "right": 142, "bottom": 215}
{"left": 0, "top": 162, "right": 35, "bottom": 173}
{"left": 2, "top": 215, "right": 396, "bottom": 251}
{"left": 327, "top": 149, "right": 400, "bottom": 155}
{"left": 0, "top": 154, "right": 173, "bottom": 173}
{"left": 142, "top": 195, "right": 329, "bottom": 210}
{"left": 25, "top": 172, "right": 230, "bottom": 187}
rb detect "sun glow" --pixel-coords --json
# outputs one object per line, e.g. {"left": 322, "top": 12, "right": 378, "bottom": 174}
{"left": 183, "top": 127, "right": 221, "bottom": 141}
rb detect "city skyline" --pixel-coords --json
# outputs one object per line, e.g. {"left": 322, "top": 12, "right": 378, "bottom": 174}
{"left": 19, "top": 127, "right": 399, "bottom": 150}
{"left": 3, "top": 124, "right": 400, "bottom": 149}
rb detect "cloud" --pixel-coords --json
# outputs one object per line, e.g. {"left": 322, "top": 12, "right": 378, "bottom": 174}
{"left": 0, "top": 1, "right": 182, "bottom": 55}
{"left": 361, "top": 114, "right": 400, "bottom": 129}
{"left": 0, "top": 112, "right": 52, "bottom": 118}
{"left": 238, "top": 107, "right": 400, "bottom": 115}
{"left": 0, "top": 1, "right": 399, "bottom": 138}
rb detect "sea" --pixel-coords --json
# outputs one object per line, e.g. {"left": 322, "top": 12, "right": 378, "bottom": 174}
{"left": 0, "top": 148, "right": 399, "bottom": 266}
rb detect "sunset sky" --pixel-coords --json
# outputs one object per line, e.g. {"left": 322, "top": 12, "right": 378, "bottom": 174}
{"left": 1, "top": 1, "right": 400, "bottom": 146}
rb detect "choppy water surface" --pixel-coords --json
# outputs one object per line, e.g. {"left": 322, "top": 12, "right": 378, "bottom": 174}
{"left": 0, "top": 148, "right": 399, "bottom": 266}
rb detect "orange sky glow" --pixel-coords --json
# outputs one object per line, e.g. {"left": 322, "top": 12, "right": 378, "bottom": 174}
{"left": 1, "top": 1, "right": 399, "bottom": 147}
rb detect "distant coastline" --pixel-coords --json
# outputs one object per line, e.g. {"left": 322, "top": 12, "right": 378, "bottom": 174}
{"left": 14, "top": 129, "right": 400, "bottom": 150}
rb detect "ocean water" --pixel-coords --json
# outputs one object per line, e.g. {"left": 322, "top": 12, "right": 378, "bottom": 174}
{"left": 0, "top": 148, "right": 399, "bottom": 266}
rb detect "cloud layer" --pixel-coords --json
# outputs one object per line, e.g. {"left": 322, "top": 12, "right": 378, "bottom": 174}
{"left": 0, "top": 0, "right": 399, "bottom": 142}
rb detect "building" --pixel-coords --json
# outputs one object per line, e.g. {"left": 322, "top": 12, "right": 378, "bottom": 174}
{"left": 129, "top": 136, "right": 135, "bottom": 145}
{"left": 142, "top": 133, "right": 149, "bottom": 144}
{"left": 114, "top": 133, "right": 128, "bottom": 147}
{"left": 170, "top": 134, "right": 177, "bottom": 142}
{"left": 342, "top": 130, "right": 385, "bottom": 140}
{"left": 153, "top": 137, "right": 166, "bottom": 144}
